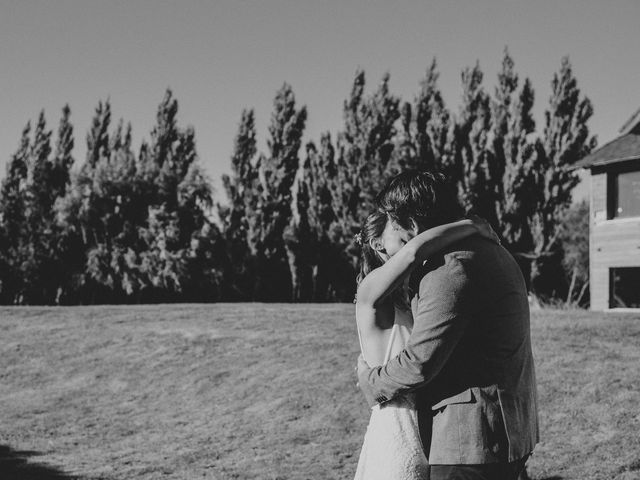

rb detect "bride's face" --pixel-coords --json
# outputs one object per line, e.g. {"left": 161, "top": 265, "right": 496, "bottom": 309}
{"left": 378, "top": 219, "right": 408, "bottom": 259}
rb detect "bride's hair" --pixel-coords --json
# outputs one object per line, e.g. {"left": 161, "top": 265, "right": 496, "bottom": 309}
{"left": 355, "top": 210, "right": 412, "bottom": 310}
{"left": 355, "top": 210, "right": 388, "bottom": 286}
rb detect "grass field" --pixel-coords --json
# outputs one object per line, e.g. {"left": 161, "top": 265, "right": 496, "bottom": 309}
{"left": 1, "top": 304, "right": 639, "bottom": 480}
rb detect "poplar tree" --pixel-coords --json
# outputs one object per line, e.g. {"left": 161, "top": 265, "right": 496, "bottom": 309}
{"left": 52, "top": 105, "right": 75, "bottom": 199}
{"left": 489, "top": 49, "right": 538, "bottom": 252}
{"left": 6, "top": 113, "right": 55, "bottom": 302}
{"left": 395, "top": 101, "right": 416, "bottom": 171}
{"left": 62, "top": 99, "right": 135, "bottom": 302}
{"left": 0, "top": 107, "right": 75, "bottom": 304}
{"left": 413, "top": 58, "right": 453, "bottom": 173}
{"left": 451, "top": 62, "right": 494, "bottom": 220}
{"left": 150, "top": 90, "right": 182, "bottom": 209}
{"left": 57, "top": 91, "right": 220, "bottom": 303}
{"left": 52, "top": 107, "right": 82, "bottom": 303}
{"left": 24, "top": 111, "right": 66, "bottom": 303}
{"left": 0, "top": 51, "right": 599, "bottom": 305}
{"left": 287, "top": 133, "right": 341, "bottom": 300}
{"left": 135, "top": 90, "right": 217, "bottom": 301}
{"left": 497, "top": 77, "right": 539, "bottom": 252}
{"left": 86, "top": 100, "right": 111, "bottom": 169}
{"left": 259, "top": 83, "right": 307, "bottom": 301}
{"left": 307, "top": 133, "right": 342, "bottom": 299}
{"left": 331, "top": 70, "right": 400, "bottom": 290}
{"left": 29, "top": 112, "right": 54, "bottom": 220}
{"left": 529, "top": 57, "right": 596, "bottom": 296}
{"left": 179, "top": 162, "right": 224, "bottom": 303}
{"left": 219, "top": 109, "right": 261, "bottom": 299}
{"left": 54, "top": 101, "right": 111, "bottom": 302}
{"left": 0, "top": 124, "right": 31, "bottom": 303}
{"left": 64, "top": 99, "right": 113, "bottom": 255}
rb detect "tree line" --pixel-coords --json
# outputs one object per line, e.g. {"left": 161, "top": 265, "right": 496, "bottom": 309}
{"left": 0, "top": 50, "right": 593, "bottom": 305}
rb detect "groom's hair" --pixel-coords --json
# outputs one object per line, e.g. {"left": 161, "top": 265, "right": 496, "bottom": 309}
{"left": 376, "top": 170, "right": 464, "bottom": 231}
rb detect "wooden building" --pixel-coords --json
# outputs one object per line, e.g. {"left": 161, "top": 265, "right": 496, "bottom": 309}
{"left": 575, "top": 109, "right": 640, "bottom": 310}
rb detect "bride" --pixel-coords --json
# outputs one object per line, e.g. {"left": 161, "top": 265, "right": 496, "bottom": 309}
{"left": 353, "top": 212, "right": 498, "bottom": 480}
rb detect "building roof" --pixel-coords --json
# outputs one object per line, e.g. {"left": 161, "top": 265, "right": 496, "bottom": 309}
{"left": 574, "top": 109, "right": 640, "bottom": 169}
{"left": 619, "top": 107, "right": 640, "bottom": 136}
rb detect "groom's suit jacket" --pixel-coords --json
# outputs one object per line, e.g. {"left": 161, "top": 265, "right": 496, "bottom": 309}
{"left": 359, "top": 235, "right": 539, "bottom": 465}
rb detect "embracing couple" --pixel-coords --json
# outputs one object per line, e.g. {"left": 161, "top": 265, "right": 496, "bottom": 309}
{"left": 353, "top": 171, "right": 539, "bottom": 480}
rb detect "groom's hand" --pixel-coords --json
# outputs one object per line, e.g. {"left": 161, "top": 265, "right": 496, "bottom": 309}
{"left": 356, "top": 354, "right": 381, "bottom": 408}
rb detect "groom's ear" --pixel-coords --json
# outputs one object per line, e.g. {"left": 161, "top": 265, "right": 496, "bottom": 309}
{"left": 408, "top": 218, "right": 420, "bottom": 236}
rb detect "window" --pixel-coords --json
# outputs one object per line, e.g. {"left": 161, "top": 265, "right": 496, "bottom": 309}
{"left": 612, "top": 169, "right": 640, "bottom": 218}
{"left": 610, "top": 267, "right": 640, "bottom": 308}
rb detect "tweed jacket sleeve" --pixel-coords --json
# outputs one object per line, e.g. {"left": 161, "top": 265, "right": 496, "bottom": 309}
{"left": 357, "top": 253, "right": 473, "bottom": 407}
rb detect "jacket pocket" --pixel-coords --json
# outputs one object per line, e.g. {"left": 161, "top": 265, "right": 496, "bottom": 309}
{"left": 431, "top": 388, "right": 474, "bottom": 410}
{"left": 429, "top": 385, "right": 507, "bottom": 464}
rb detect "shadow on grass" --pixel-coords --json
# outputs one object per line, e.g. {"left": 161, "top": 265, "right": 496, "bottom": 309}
{"left": 0, "top": 445, "right": 87, "bottom": 480}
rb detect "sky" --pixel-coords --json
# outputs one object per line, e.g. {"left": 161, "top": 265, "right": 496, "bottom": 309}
{"left": 2, "top": 0, "right": 640, "bottom": 202}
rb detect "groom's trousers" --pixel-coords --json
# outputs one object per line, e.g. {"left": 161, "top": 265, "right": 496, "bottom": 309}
{"left": 429, "top": 454, "right": 530, "bottom": 480}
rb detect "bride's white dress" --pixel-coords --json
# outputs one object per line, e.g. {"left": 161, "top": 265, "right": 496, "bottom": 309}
{"left": 354, "top": 309, "right": 430, "bottom": 480}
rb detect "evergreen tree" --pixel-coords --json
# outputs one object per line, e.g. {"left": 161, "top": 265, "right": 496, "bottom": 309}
{"left": 286, "top": 133, "right": 341, "bottom": 301}
{"left": 56, "top": 91, "right": 222, "bottom": 304}
{"left": 86, "top": 100, "right": 111, "bottom": 169}
{"left": 49, "top": 105, "right": 77, "bottom": 303}
{"left": 451, "top": 62, "right": 495, "bottom": 219}
{"left": 64, "top": 99, "right": 114, "bottom": 256}
{"left": 177, "top": 154, "right": 222, "bottom": 302}
{"left": 52, "top": 105, "right": 75, "bottom": 199}
{"left": 219, "top": 109, "right": 261, "bottom": 299}
{"left": 62, "top": 99, "right": 138, "bottom": 302}
{"left": 151, "top": 90, "right": 183, "bottom": 209}
{"left": 29, "top": 111, "right": 54, "bottom": 220}
{"left": 499, "top": 78, "right": 540, "bottom": 253}
{"left": 0, "top": 52, "right": 600, "bottom": 306}
{"left": 136, "top": 205, "right": 185, "bottom": 301}
{"left": 394, "top": 101, "right": 416, "bottom": 171}
{"left": 184, "top": 219, "right": 228, "bottom": 302}
{"left": 306, "top": 134, "right": 342, "bottom": 300}
{"left": 0, "top": 107, "right": 75, "bottom": 304}
{"left": 24, "top": 110, "right": 70, "bottom": 303}
{"left": 413, "top": 58, "right": 453, "bottom": 173}
{"left": 132, "top": 90, "right": 218, "bottom": 302}
{"left": 529, "top": 57, "right": 597, "bottom": 297}
{"left": 488, "top": 48, "right": 519, "bottom": 199}
{"left": 259, "top": 83, "right": 307, "bottom": 301}
{"left": 0, "top": 123, "right": 31, "bottom": 303}
{"left": 330, "top": 70, "right": 400, "bottom": 298}
{"left": 490, "top": 50, "right": 538, "bottom": 252}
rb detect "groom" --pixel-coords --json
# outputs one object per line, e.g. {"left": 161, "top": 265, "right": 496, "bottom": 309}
{"left": 357, "top": 171, "right": 539, "bottom": 480}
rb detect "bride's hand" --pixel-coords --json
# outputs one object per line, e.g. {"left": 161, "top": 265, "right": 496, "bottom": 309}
{"left": 468, "top": 215, "right": 501, "bottom": 245}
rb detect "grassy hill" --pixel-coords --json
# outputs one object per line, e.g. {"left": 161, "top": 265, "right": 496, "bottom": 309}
{"left": 1, "top": 304, "right": 639, "bottom": 480}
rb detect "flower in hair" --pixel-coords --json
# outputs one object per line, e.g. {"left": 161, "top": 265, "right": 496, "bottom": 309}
{"left": 353, "top": 232, "right": 363, "bottom": 245}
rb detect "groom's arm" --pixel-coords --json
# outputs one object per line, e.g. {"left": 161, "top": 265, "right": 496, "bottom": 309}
{"left": 357, "top": 254, "right": 473, "bottom": 407}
